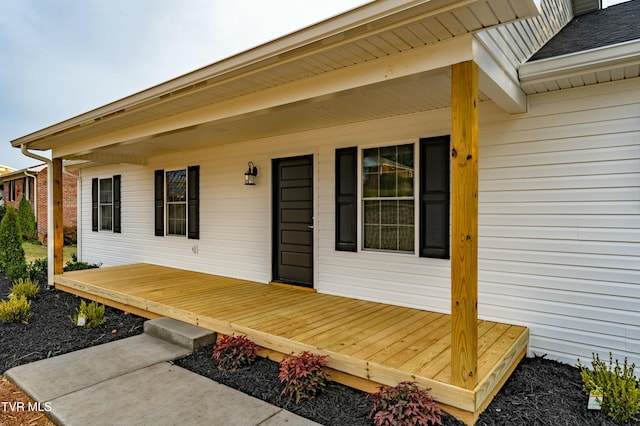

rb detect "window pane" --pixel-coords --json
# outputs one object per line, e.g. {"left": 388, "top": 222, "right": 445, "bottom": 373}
{"left": 167, "top": 203, "right": 186, "bottom": 236}
{"left": 380, "top": 200, "right": 397, "bottom": 225}
{"left": 99, "top": 178, "right": 113, "bottom": 231}
{"left": 362, "top": 144, "right": 414, "bottom": 253}
{"left": 379, "top": 170, "right": 397, "bottom": 197}
{"left": 363, "top": 148, "right": 379, "bottom": 198}
{"left": 380, "top": 225, "right": 398, "bottom": 250}
{"left": 100, "top": 205, "right": 112, "bottom": 230}
{"left": 166, "top": 170, "right": 186, "bottom": 203}
{"left": 398, "top": 225, "right": 415, "bottom": 251}
{"left": 364, "top": 200, "right": 379, "bottom": 224}
{"left": 397, "top": 144, "right": 414, "bottom": 196}
{"left": 362, "top": 172, "right": 378, "bottom": 198}
{"left": 398, "top": 200, "right": 414, "bottom": 224}
{"left": 364, "top": 224, "right": 380, "bottom": 249}
{"left": 99, "top": 178, "right": 112, "bottom": 203}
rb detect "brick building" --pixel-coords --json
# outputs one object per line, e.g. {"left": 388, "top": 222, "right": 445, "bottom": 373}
{"left": 0, "top": 163, "right": 78, "bottom": 242}
{"left": 0, "top": 165, "right": 16, "bottom": 203}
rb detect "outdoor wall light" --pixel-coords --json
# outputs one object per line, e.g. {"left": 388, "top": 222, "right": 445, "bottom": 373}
{"left": 244, "top": 162, "right": 258, "bottom": 185}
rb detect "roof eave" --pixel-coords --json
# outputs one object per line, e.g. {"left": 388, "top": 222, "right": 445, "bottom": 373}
{"left": 12, "top": 0, "right": 475, "bottom": 150}
{"left": 519, "top": 39, "right": 640, "bottom": 86}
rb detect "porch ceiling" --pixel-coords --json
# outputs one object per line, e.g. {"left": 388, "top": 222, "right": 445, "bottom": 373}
{"left": 66, "top": 69, "right": 494, "bottom": 167}
{"left": 13, "top": 0, "right": 539, "bottom": 166}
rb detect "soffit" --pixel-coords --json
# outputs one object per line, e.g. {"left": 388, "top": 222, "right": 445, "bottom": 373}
{"left": 520, "top": 39, "right": 640, "bottom": 94}
{"left": 14, "top": 0, "right": 539, "bottom": 159}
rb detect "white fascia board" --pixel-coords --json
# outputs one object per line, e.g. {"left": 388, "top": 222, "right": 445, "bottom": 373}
{"left": 473, "top": 37, "right": 528, "bottom": 113}
{"left": 520, "top": 39, "right": 640, "bottom": 83}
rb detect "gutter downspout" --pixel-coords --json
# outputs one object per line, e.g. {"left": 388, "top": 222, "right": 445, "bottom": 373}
{"left": 20, "top": 145, "right": 54, "bottom": 287}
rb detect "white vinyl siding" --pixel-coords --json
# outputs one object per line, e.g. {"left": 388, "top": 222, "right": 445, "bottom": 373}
{"left": 477, "top": 78, "right": 640, "bottom": 370}
{"left": 79, "top": 77, "right": 640, "bottom": 374}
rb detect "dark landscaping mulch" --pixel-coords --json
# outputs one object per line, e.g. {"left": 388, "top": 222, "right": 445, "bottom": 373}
{"left": 0, "top": 272, "right": 145, "bottom": 374}
{"left": 1, "top": 270, "right": 637, "bottom": 425}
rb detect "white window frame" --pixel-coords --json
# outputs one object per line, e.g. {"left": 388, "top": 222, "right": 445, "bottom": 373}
{"left": 99, "top": 177, "right": 113, "bottom": 231}
{"left": 165, "top": 169, "right": 187, "bottom": 237}
{"left": 360, "top": 142, "right": 417, "bottom": 254}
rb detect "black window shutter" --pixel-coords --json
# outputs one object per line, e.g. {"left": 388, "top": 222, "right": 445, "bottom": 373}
{"left": 113, "top": 175, "right": 121, "bottom": 233}
{"left": 91, "top": 178, "right": 98, "bottom": 232}
{"left": 187, "top": 165, "right": 200, "bottom": 240}
{"left": 154, "top": 170, "right": 164, "bottom": 236}
{"left": 335, "top": 147, "right": 357, "bottom": 252}
{"left": 420, "top": 136, "right": 450, "bottom": 259}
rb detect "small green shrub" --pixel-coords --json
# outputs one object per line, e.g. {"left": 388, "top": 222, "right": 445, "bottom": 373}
{"left": 367, "top": 381, "right": 443, "bottom": 426}
{"left": 64, "top": 255, "right": 101, "bottom": 272}
{"left": 0, "top": 294, "right": 33, "bottom": 323}
{"left": 26, "top": 258, "right": 47, "bottom": 281}
{"left": 278, "top": 351, "right": 329, "bottom": 403}
{"left": 0, "top": 207, "right": 27, "bottom": 279}
{"left": 211, "top": 334, "right": 259, "bottom": 371}
{"left": 579, "top": 353, "right": 640, "bottom": 423}
{"left": 10, "top": 277, "right": 40, "bottom": 299}
{"left": 17, "top": 196, "right": 37, "bottom": 241}
{"left": 71, "top": 300, "right": 106, "bottom": 329}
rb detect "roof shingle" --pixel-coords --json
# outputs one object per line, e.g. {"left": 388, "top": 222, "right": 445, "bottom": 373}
{"left": 529, "top": 0, "right": 640, "bottom": 61}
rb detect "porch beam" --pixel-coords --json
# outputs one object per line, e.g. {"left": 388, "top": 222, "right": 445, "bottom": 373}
{"left": 450, "top": 60, "right": 479, "bottom": 390}
{"left": 52, "top": 158, "right": 64, "bottom": 275}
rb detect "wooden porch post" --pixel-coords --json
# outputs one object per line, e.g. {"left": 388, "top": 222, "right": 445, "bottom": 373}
{"left": 450, "top": 61, "right": 479, "bottom": 390}
{"left": 52, "top": 158, "right": 64, "bottom": 275}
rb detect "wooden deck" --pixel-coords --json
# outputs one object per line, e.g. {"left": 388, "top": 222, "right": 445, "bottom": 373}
{"left": 54, "top": 263, "right": 528, "bottom": 424}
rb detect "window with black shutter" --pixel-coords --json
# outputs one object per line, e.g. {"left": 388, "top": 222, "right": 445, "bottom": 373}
{"left": 334, "top": 137, "right": 450, "bottom": 258}
{"left": 155, "top": 167, "right": 199, "bottom": 239}
{"left": 92, "top": 175, "right": 121, "bottom": 233}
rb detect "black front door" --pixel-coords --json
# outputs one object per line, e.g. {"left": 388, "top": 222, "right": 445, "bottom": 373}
{"left": 272, "top": 155, "right": 314, "bottom": 288}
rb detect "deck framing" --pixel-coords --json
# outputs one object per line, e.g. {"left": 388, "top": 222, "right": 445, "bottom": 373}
{"left": 55, "top": 263, "right": 528, "bottom": 424}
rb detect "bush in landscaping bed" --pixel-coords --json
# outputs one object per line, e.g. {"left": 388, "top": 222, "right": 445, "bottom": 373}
{"left": 10, "top": 277, "right": 40, "bottom": 299}
{"left": 17, "top": 196, "right": 37, "bottom": 241}
{"left": 579, "top": 353, "right": 640, "bottom": 423}
{"left": 279, "top": 351, "right": 330, "bottom": 403}
{"left": 211, "top": 334, "right": 259, "bottom": 371}
{"left": 0, "top": 207, "right": 27, "bottom": 280}
{"left": 367, "top": 381, "right": 442, "bottom": 426}
{"left": 0, "top": 294, "right": 33, "bottom": 323}
{"left": 70, "top": 300, "right": 106, "bottom": 329}
{"left": 64, "top": 254, "right": 101, "bottom": 271}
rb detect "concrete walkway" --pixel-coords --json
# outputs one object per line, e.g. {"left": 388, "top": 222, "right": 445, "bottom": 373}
{"left": 6, "top": 319, "right": 320, "bottom": 426}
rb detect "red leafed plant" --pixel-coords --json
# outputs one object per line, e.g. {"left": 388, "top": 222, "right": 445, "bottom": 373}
{"left": 278, "top": 351, "right": 330, "bottom": 403}
{"left": 367, "top": 381, "right": 443, "bottom": 426}
{"left": 211, "top": 334, "right": 259, "bottom": 371}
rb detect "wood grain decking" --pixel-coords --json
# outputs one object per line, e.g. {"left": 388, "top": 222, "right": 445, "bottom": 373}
{"left": 55, "top": 263, "right": 528, "bottom": 424}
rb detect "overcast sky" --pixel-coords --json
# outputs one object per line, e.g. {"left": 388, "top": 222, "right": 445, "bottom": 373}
{"left": 0, "top": 0, "right": 628, "bottom": 170}
{"left": 0, "top": 0, "right": 370, "bottom": 169}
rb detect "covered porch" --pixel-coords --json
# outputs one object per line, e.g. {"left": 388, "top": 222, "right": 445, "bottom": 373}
{"left": 55, "top": 263, "right": 528, "bottom": 425}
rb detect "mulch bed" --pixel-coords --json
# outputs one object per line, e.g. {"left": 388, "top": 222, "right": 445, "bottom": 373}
{"left": 1, "top": 271, "right": 636, "bottom": 425}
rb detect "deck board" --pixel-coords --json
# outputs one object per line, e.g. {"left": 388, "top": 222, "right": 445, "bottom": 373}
{"left": 54, "top": 263, "right": 528, "bottom": 424}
